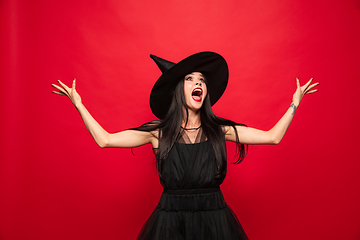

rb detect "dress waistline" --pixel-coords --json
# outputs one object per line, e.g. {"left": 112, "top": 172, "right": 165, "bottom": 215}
{"left": 163, "top": 187, "right": 220, "bottom": 195}
{"left": 159, "top": 187, "right": 226, "bottom": 212}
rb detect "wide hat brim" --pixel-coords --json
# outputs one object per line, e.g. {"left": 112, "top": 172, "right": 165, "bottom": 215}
{"left": 150, "top": 51, "right": 229, "bottom": 119}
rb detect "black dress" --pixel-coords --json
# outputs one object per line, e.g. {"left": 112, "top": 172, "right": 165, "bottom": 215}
{"left": 137, "top": 129, "right": 248, "bottom": 240}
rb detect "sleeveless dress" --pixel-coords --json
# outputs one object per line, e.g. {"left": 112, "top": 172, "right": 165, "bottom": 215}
{"left": 137, "top": 129, "right": 248, "bottom": 240}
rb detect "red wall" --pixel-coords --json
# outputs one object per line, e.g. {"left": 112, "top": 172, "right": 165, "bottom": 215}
{"left": 1, "top": 0, "right": 360, "bottom": 239}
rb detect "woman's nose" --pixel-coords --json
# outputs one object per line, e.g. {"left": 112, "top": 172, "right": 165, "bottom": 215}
{"left": 196, "top": 81, "right": 202, "bottom": 86}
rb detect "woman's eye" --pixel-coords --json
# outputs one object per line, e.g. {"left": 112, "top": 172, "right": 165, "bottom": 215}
{"left": 200, "top": 78, "right": 205, "bottom": 82}
{"left": 186, "top": 77, "right": 192, "bottom": 81}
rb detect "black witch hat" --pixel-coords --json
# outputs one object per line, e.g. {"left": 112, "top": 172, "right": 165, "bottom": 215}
{"left": 150, "top": 52, "right": 229, "bottom": 119}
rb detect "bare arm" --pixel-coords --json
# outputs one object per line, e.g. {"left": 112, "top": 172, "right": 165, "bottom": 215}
{"left": 52, "top": 79, "right": 157, "bottom": 148}
{"left": 225, "top": 78, "right": 319, "bottom": 145}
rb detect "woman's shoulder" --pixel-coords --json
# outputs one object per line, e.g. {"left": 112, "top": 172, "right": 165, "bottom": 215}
{"left": 139, "top": 122, "right": 160, "bottom": 139}
{"left": 220, "top": 125, "right": 233, "bottom": 134}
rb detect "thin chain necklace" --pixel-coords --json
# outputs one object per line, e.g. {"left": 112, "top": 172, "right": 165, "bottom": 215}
{"left": 181, "top": 125, "right": 202, "bottom": 131}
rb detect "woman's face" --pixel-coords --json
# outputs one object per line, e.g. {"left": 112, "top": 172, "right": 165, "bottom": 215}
{"left": 183, "top": 72, "right": 207, "bottom": 111}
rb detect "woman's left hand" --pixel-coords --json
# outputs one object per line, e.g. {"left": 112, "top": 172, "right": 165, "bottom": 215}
{"left": 292, "top": 78, "right": 319, "bottom": 107}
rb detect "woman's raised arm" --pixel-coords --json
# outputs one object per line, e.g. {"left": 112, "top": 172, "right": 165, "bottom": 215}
{"left": 225, "top": 78, "right": 319, "bottom": 145}
{"left": 52, "top": 79, "right": 157, "bottom": 148}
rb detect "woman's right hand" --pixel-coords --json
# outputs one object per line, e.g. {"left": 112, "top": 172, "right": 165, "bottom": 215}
{"left": 52, "top": 79, "right": 82, "bottom": 108}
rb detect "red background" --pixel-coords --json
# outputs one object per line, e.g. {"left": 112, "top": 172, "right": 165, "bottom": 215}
{"left": 1, "top": 0, "right": 360, "bottom": 239}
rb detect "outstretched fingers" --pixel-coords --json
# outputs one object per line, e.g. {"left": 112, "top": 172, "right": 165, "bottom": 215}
{"left": 302, "top": 78, "right": 314, "bottom": 91}
{"left": 305, "top": 82, "right": 319, "bottom": 94}
{"left": 293, "top": 77, "right": 319, "bottom": 106}
{"left": 51, "top": 78, "right": 82, "bottom": 107}
{"left": 57, "top": 80, "right": 71, "bottom": 93}
{"left": 51, "top": 83, "right": 69, "bottom": 97}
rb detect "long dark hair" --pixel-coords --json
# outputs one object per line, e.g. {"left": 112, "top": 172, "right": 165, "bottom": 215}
{"left": 131, "top": 77, "right": 247, "bottom": 173}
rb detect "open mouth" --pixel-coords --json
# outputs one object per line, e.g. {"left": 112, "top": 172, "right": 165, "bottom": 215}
{"left": 191, "top": 88, "right": 203, "bottom": 102}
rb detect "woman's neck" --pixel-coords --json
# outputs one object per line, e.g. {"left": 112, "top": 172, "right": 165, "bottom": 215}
{"left": 182, "top": 109, "right": 201, "bottom": 129}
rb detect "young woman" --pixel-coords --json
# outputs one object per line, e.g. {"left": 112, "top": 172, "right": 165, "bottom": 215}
{"left": 52, "top": 52, "right": 318, "bottom": 240}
